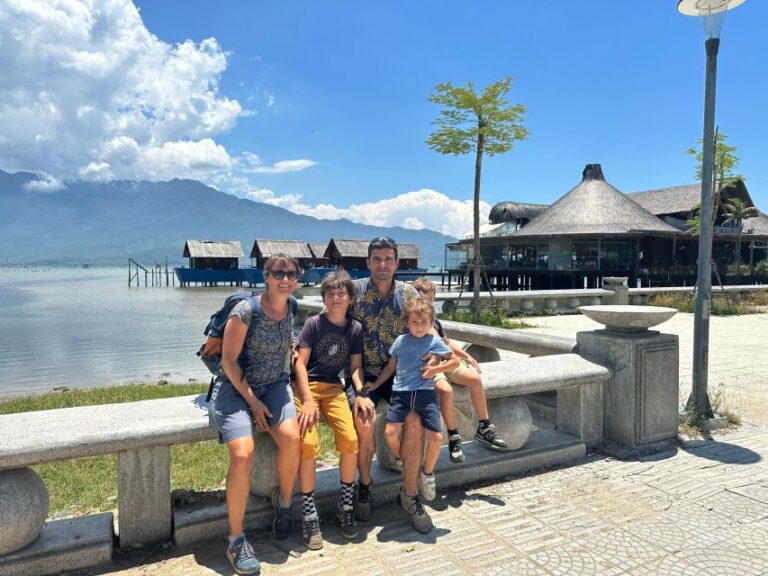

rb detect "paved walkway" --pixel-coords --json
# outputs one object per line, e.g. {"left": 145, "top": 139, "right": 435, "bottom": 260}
{"left": 524, "top": 311, "right": 768, "bottom": 422}
{"left": 81, "top": 313, "right": 768, "bottom": 576}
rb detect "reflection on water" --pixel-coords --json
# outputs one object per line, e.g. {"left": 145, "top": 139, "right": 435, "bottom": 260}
{"left": 0, "top": 268, "right": 242, "bottom": 398}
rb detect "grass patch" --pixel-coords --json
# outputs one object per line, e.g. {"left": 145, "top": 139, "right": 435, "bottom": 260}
{"left": 678, "top": 382, "right": 741, "bottom": 437}
{"left": 440, "top": 307, "right": 532, "bottom": 329}
{"left": 5, "top": 383, "right": 337, "bottom": 515}
{"left": 648, "top": 292, "right": 768, "bottom": 316}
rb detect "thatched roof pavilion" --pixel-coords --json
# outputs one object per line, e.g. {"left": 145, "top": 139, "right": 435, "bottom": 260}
{"left": 511, "top": 164, "right": 680, "bottom": 238}
{"left": 489, "top": 202, "right": 548, "bottom": 225}
{"left": 249, "top": 239, "right": 315, "bottom": 269}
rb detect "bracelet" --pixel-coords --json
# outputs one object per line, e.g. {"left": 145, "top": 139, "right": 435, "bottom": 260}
{"left": 357, "top": 388, "right": 370, "bottom": 398}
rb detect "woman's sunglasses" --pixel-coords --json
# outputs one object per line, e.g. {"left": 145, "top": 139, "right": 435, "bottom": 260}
{"left": 268, "top": 270, "right": 299, "bottom": 280}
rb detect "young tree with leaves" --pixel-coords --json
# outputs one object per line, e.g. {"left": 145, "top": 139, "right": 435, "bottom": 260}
{"left": 686, "top": 132, "right": 742, "bottom": 227}
{"left": 427, "top": 76, "right": 528, "bottom": 319}
{"left": 721, "top": 197, "right": 758, "bottom": 281}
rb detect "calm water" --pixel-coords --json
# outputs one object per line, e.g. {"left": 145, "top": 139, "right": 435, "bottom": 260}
{"left": 0, "top": 267, "right": 245, "bottom": 398}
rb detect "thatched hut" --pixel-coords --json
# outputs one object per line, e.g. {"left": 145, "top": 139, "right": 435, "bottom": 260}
{"left": 183, "top": 240, "right": 243, "bottom": 270}
{"left": 249, "top": 239, "right": 314, "bottom": 269}
{"left": 325, "top": 238, "right": 420, "bottom": 270}
{"left": 308, "top": 242, "right": 330, "bottom": 267}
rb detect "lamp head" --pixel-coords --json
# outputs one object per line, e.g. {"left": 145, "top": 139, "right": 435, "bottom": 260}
{"left": 677, "top": 0, "right": 747, "bottom": 38}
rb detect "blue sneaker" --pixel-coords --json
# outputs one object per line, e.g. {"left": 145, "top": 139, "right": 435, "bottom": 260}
{"left": 226, "top": 536, "right": 261, "bottom": 575}
{"left": 271, "top": 488, "right": 293, "bottom": 540}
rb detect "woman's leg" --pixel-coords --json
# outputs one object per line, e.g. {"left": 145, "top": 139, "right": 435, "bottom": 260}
{"left": 269, "top": 419, "right": 301, "bottom": 505}
{"left": 225, "top": 436, "right": 255, "bottom": 537}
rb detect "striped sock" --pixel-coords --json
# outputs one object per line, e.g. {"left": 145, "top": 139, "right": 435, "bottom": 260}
{"left": 340, "top": 481, "right": 355, "bottom": 510}
{"left": 301, "top": 491, "right": 317, "bottom": 519}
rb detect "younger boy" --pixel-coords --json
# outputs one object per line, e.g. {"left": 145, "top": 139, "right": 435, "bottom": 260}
{"left": 412, "top": 278, "right": 509, "bottom": 463}
{"left": 366, "top": 297, "right": 459, "bottom": 505}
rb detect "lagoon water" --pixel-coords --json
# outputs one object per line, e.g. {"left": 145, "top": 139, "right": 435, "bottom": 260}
{"left": 0, "top": 267, "right": 240, "bottom": 399}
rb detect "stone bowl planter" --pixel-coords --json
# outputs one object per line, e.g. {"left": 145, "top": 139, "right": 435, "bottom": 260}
{"left": 578, "top": 305, "right": 676, "bottom": 333}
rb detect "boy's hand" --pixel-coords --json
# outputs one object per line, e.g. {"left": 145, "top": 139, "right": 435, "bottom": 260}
{"left": 467, "top": 355, "right": 482, "bottom": 373}
{"left": 365, "top": 380, "right": 381, "bottom": 392}
{"left": 420, "top": 354, "right": 441, "bottom": 379}
{"left": 297, "top": 398, "right": 319, "bottom": 435}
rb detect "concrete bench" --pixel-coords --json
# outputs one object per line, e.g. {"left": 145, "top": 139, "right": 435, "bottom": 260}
{"left": 374, "top": 353, "right": 610, "bottom": 471}
{"left": 0, "top": 394, "right": 215, "bottom": 560}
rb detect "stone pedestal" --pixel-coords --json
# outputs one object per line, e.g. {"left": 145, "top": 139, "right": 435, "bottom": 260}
{"left": 577, "top": 329, "right": 679, "bottom": 449}
{"left": 602, "top": 276, "right": 629, "bottom": 305}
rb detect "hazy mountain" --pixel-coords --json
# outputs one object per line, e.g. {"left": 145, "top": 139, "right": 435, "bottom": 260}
{"left": 0, "top": 169, "right": 455, "bottom": 267}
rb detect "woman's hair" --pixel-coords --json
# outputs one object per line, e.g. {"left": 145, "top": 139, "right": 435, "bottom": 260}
{"left": 412, "top": 277, "right": 436, "bottom": 299}
{"left": 264, "top": 253, "right": 303, "bottom": 276}
{"left": 320, "top": 270, "right": 354, "bottom": 300}
{"left": 403, "top": 296, "right": 434, "bottom": 322}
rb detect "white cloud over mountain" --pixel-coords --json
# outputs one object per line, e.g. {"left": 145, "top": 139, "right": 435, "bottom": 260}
{"left": 245, "top": 188, "right": 486, "bottom": 238}
{"left": 0, "top": 0, "right": 475, "bottom": 238}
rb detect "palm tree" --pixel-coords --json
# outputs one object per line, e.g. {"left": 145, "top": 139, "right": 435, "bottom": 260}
{"left": 721, "top": 197, "right": 758, "bottom": 282}
{"left": 685, "top": 205, "right": 701, "bottom": 237}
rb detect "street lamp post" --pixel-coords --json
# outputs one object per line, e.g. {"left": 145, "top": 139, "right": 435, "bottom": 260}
{"left": 678, "top": 0, "right": 747, "bottom": 422}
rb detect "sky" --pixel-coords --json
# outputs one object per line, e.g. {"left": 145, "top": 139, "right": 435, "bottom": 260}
{"left": 1, "top": 0, "right": 766, "bottom": 239}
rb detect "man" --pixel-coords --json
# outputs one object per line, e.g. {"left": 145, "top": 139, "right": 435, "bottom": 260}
{"left": 346, "top": 236, "right": 433, "bottom": 533}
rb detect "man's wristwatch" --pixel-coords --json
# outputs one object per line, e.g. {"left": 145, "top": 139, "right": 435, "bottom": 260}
{"left": 357, "top": 388, "right": 370, "bottom": 398}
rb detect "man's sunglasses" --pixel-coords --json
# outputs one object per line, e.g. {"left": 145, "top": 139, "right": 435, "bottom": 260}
{"left": 368, "top": 236, "right": 397, "bottom": 249}
{"left": 268, "top": 270, "right": 300, "bottom": 280}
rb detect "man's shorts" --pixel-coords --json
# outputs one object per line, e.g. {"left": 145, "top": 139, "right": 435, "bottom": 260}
{"left": 444, "top": 360, "right": 475, "bottom": 384}
{"left": 387, "top": 389, "right": 442, "bottom": 433}
{"left": 212, "top": 375, "right": 296, "bottom": 444}
{"left": 345, "top": 373, "right": 394, "bottom": 410}
{"left": 294, "top": 381, "right": 357, "bottom": 460}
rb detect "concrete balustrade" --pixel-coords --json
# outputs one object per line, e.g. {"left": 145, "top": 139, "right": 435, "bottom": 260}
{"left": 0, "top": 298, "right": 688, "bottom": 576}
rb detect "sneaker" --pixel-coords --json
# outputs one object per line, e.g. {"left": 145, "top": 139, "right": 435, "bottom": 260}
{"left": 336, "top": 503, "right": 358, "bottom": 539}
{"left": 354, "top": 482, "right": 373, "bottom": 522}
{"left": 475, "top": 423, "right": 509, "bottom": 451}
{"left": 301, "top": 514, "right": 323, "bottom": 550}
{"left": 418, "top": 469, "right": 437, "bottom": 502}
{"left": 226, "top": 536, "right": 262, "bottom": 575}
{"left": 271, "top": 488, "right": 293, "bottom": 540}
{"left": 448, "top": 433, "right": 465, "bottom": 463}
{"left": 396, "top": 487, "right": 433, "bottom": 534}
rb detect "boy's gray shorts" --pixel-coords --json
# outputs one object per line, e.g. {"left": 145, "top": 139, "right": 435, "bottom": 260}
{"left": 212, "top": 375, "right": 296, "bottom": 444}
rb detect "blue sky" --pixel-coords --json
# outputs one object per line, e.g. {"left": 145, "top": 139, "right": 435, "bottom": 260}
{"left": 1, "top": 1, "right": 766, "bottom": 238}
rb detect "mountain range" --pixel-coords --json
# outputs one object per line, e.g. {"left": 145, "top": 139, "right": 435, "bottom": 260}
{"left": 0, "top": 169, "right": 455, "bottom": 267}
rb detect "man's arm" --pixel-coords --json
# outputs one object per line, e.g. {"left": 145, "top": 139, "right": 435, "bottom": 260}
{"left": 367, "top": 355, "right": 397, "bottom": 391}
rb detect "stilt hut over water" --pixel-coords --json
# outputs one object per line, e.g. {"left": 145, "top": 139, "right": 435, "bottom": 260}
{"left": 250, "top": 239, "right": 314, "bottom": 269}
{"left": 183, "top": 240, "right": 243, "bottom": 270}
{"left": 326, "top": 238, "right": 421, "bottom": 270}
{"left": 308, "top": 242, "right": 330, "bottom": 267}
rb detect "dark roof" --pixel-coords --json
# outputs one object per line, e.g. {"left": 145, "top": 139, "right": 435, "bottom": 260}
{"left": 183, "top": 240, "right": 243, "bottom": 258}
{"left": 329, "top": 238, "right": 420, "bottom": 259}
{"left": 489, "top": 202, "right": 549, "bottom": 224}
{"left": 250, "top": 239, "right": 312, "bottom": 259}
{"left": 510, "top": 165, "right": 681, "bottom": 238}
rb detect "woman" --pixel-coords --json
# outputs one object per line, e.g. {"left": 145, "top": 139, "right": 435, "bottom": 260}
{"left": 212, "top": 254, "right": 316, "bottom": 575}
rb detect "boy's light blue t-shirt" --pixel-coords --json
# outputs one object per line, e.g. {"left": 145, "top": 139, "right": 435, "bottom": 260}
{"left": 389, "top": 333, "right": 453, "bottom": 392}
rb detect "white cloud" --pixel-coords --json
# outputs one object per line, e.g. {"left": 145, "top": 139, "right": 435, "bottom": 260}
{"left": 0, "top": 0, "right": 243, "bottom": 181}
{"left": 237, "top": 153, "right": 318, "bottom": 174}
{"left": 245, "top": 187, "right": 484, "bottom": 238}
{"left": 23, "top": 173, "right": 66, "bottom": 193}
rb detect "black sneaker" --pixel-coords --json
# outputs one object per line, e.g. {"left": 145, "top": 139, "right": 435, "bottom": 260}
{"left": 474, "top": 423, "right": 509, "bottom": 451}
{"left": 336, "top": 503, "right": 358, "bottom": 539}
{"left": 448, "top": 433, "right": 465, "bottom": 463}
{"left": 354, "top": 482, "right": 373, "bottom": 522}
{"left": 271, "top": 488, "right": 293, "bottom": 540}
{"left": 302, "top": 514, "right": 323, "bottom": 550}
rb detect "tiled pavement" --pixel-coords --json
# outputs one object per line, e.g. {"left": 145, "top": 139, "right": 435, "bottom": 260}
{"left": 84, "top": 313, "right": 768, "bottom": 576}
